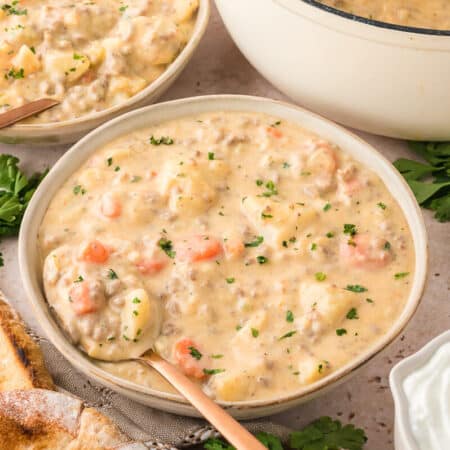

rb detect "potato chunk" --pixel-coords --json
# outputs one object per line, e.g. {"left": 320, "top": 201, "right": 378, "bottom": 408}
{"left": 241, "top": 196, "right": 317, "bottom": 247}
{"left": 12, "top": 45, "right": 41, "bottom": 75}
{"left": 44, "top": 51, "right": 90, "bottom": 82}
{"left": 297, "top": 355, "right": 330, "bottom": 385}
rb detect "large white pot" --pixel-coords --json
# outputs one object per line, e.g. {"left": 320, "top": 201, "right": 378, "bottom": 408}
{"left": 215, "top": 0, "right": 450, "bottom": 140}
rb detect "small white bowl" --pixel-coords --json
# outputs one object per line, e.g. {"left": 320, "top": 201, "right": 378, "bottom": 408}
{"left": 19, "top": 95, "right": 428, "bottom": 418}
{"left": 0, "top": 0, "right": 210, "bottom": 146}
{"left": 390, "top": 330, "right": 450, "bottom": 450}
{"left": 216, "top": 0, "right": 450, "bottom": 139}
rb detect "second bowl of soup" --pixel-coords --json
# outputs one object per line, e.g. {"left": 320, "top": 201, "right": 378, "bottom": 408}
{"left": 19, "top": 95, "right": 427, "bottom": 417}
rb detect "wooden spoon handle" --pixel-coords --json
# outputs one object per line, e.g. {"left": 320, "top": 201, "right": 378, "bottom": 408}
{"left": 140, "top": 353, "right": 266, "bottom": 450}
{"left": 0, "top": 99, "right": 60, "bottom": 129}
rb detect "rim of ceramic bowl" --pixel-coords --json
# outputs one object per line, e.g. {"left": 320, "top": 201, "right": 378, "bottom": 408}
{"left": 389, "top": 330, "right": 450, "bottom": 450}
{"left": 19, "top": 94, "right": 428, "bottom": 413}
{"left": 8, "top": 0, "right": 210, "bottom": 132}
{"left": 302, "top": 0, "right": 450, "bottom": 36}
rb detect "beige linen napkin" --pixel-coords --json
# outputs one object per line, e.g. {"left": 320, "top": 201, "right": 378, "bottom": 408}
{"left": 32, "top": 333, "right": 291, "bottom": 449}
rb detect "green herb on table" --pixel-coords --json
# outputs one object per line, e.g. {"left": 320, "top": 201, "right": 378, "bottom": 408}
{"left": 204, "top": 416, "right": 367, "bottom": 450}
{"left": 0, "top": 155, "right": 46, "bottom": 237}
{"left": 394, "top": 141, "right": 450, "bottom": 222}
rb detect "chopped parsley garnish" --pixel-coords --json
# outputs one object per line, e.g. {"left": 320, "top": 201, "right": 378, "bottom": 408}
{"left": 278, "top": 330, "right": 297, "bottom": 340}
{"left": 256, "top": 255, "right": 268, "bottom": 264}
{"left": 74, "top": 275, "right": 84, "bottom": 283}
{"left": 149, "top": 135, "right": 174, "bottom": 145}
{"left": 208, "top": 152, "right": 215, "bottom": 160}
{"left": 251, "top": 328, "right": 259, "bottom": 338}
{"left": 226, "top": 277, "right": 235, "bottom": 284}
{"left": 343, "top": 223, "right": 357, "bottom": 236}
{"left": 345, "top": 284, "right": 368, "bottom": 293}
{"left": 336, "top": 328, "right": 347, "bottom": 336}
{"left": 346, "top": 308, "right": 359, "bottom": 320}
{"left": 188, "top": 346, "right": 202, "bottom": 360}
{"left": 5, "top": 67, "right": 24, "bottom": 79}
{"left": 366, "top": 298, "right": 374, "bottom": 303}
{"left": 394, "top": 272, "right": 410, "bottom": 279}
{"left": 132, "top": 310, "right": 139, "bottom": 316}
{"left": 282, "top": 162, "right": 290, "bottom": 169}
{"left": 384, "top": 241, "right": 391, "bottom": 250}
{"left": 261, "top": 212, "right": 273, "bottom": 219}
{"left": 73, "top": 184, "right": 86, "bottom": 195}
{"left": 326, "top": 231, "right": 335, "bottom": 238}
{"left": 1, "top": 2, "right": 27, "bottom": 16}
{"left": 211, "top": 354, "right": 224, "bottom": 359}
{"left": 132, "top": 297, "right": 141, "bottom": 304}
{"left": 73, "top": 53, "right": 84, "bottom": 60}
{"left": 158, "top": 237, "right": 176, "bottom": 258}
{"left": 106, "top": 157, "right": 113, "bottom": 166}
{"left": 377, "top": 202, "right": 387, "bottom": 210}
{"left": 271, "top": 120, "right": 281, "bottom": 127}
{"left": 286, "top": 310, "right": 294, "bottom": 323}
{"left": 131, "top": 175, "right": 142, "bottom": 183}
{"left": 203, "top": 368, "right": 226, "bottom": 375}
{"left": 235, "top": 324, "right": 242, "bottom": 331}
{"left": 318, "top": 361, "right": 329, "bottom": 373}
{"left": 122, "top": 334, "right": 130, "bottom": 341}
{"left": 256, "top": 179, "right": 264, "bottom": 186}
{"left": 107, "top": 269, "right": 118, "bottom": 279}
{"left": 310, "top": 243, "right": 317, "bottom": 251}
{"left": 114, "top": 166, "right": 120, "bottom": 172}
{"left": 259, "top": 180, "right": 278, "bottom": 197}
{"left": 315, "top": 272, "right": 327, "bottom": 282}
{"left": 323, "top": 202, "right": 332, "bottom": 212}
{"left": 244, "top": 235, "right": 264, "bottom": 247}
{"left": 0, "top": 252, "right": 3, "bottom": 268}
{"left": 119, "top": 5, "right": 128, "bottom": 12}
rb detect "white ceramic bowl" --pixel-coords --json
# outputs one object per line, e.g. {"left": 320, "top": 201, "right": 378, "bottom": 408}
{"left": 215, "top": 0, "right": 450, "bottom": 140}
{"left": 390, "top": 330, "right": 450, "bottom": 450}
{"left": 0, "top": 0, "right": 210, "bottom": 146}
{"left": 19, "top": 95, "right": 428, "bottom": 418}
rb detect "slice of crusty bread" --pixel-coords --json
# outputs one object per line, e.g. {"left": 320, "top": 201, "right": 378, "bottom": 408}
{"left": 0, "top": 389, "right": 147, "bottom": 450}
{"left": 0, "top": 297, "right": 54, "bottom": 391}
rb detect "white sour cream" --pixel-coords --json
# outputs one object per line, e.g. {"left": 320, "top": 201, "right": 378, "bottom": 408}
{"left": 403, "top": 342, "right": 450, "bottom": 450}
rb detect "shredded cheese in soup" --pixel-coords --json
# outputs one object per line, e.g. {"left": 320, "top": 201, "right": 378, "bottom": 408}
{"left": 318, "top": 0, "right": 450, "bottom": 30}
{"left": 0, "top": 0, "right": 198, "bottom": 123}
{"left": 39, "top": 112, "right": 415, "bottom": 401}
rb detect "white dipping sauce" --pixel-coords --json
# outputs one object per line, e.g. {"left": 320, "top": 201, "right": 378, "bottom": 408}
{"left": 403, "top": 342, "right": 450, "bottom": 450}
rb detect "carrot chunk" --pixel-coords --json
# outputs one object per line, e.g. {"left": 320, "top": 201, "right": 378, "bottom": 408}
{"left": 136, "top": 258, "right": 166, "bottom": 275}
{"left": 224, "top": 237, "right": 245, "bottom": 259}
{"left": 174, "top": 338, "right": 206, "bottom": 379}
{"left": 267, "top": 126, "right": 283, "bottom": 138}
{"left": 177, "top": 236, "right": 223, "bottom": 262}
{"left": 70, "top": 282, "right": 98, "bottom": 315}
{"left": 82, "top": 240, "right": 110, "bottom": 264}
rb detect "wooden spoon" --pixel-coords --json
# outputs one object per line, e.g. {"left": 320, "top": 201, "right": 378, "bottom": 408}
{"left": 0, "top": 99, "right": 60, "bottom": 129}
{"left": 86, "top": 350, "right": 266, "bottom": 450}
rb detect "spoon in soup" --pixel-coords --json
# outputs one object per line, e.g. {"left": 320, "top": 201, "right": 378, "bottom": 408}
{"left": 0, "top": 99, "right": 60, "bottom": 129}
{"left": 79, "top": 345, "right": 266, "bottom": 450}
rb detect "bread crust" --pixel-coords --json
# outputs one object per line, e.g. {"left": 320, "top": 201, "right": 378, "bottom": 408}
{"left": 0, "top": 298, "right": 54, "bottom": 391}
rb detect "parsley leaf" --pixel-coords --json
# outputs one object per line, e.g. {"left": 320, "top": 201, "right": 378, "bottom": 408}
{"left": 345, "top": 285, "right": 368, "bottom": 293}
{"left": 188, "top": 346, "right": 202, "bottom": 360}
{"left": 158, "top": 237, "right": 176, "bottom": 258}
{"left": 203, "top": 368, "right": 226, "bottom": 375}
{"left": 0, "top": 155, "right": 47, "bottom": 236}
{"left": 394, "top": 141, "right": 450, "bottom": 222}
{"left": 290, "top": 416, "right": 367, "bottom": 450}
{"left": 149, "top": 135, "right": 174, "bottom": 145}
{"left": 343, "top": 224, "right": 357, "bottom": 236}
{"left": 244, "top": 235, "right": 264, "bottom": 247}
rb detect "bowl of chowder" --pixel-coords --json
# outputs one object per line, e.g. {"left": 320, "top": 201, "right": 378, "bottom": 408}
{"left": 0, "top": 0, "right": 209, "bottom": 145}
{"left": 215, "top": 0, "right": 450, "bottom": 140}
{"left": 19, "top": 95, "right": 427, "bottom": 418}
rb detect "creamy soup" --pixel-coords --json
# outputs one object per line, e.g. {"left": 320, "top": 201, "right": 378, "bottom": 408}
{"left": 39, "top": 112, "right": 414, "bottom": 402}
{"left": 0, "top": 0, "right": 198, "bottom": 123}
{"left": 317, "top": 0, "right": 450, "bottom": 30}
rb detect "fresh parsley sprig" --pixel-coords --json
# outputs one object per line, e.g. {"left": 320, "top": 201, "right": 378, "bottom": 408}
{"left": 0, "top": 154, "right": 47, "bottom": 237}
{"left": 394, "top": 141, "right": 450, "bottom": 222}
{"left": 203, "top": 417, "right": 367, "bottom": 450}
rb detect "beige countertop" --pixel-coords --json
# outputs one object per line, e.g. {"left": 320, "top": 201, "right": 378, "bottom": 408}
{"left": 0, "top": 4, "right": 448, "bottom": 449}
